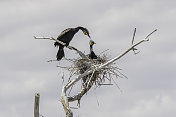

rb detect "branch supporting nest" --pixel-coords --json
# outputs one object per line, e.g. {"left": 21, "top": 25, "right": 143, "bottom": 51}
{"left": 61, "top": 87, "right": 73, "bottom": 117}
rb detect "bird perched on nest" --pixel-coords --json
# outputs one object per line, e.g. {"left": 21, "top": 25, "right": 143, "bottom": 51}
{"left": 54, "top": 26, "right": 90, "bottom": 61}
{"left": 89, "top": 40, "right": 97, "bottom": 59}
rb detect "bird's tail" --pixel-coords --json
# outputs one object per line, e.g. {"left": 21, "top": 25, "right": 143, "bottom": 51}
{"left": 56, "top": 45, "right": 65, "bottom": 61}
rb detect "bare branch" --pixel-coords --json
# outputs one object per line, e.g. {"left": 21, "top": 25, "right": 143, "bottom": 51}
{"left": 34, "top": 93, "right": 40, "bottom": 117}
{"left": 34, "top": 36, "right": 88, "bottom": 59}
{"left": 131, "top": 28, "right": 140, "bottom": 54}
{"left": 145, "top": 29, "right": 157, "bottom": 39}
{"left": 61, "top": 87, "right": 73, "bottom": 117}
{"left": 34, "top": 36, "right": 66, "bottom": 46}
{"left": 132, "top": 28, "right": 136, "bottom": 45}
{"left": 99, "top": 29, "right": 157, "bottom": 69}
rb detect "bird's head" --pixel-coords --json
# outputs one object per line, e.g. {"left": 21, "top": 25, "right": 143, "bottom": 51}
{"left": 78, "top": 27, "right": 91, "bottom": 38}
{"left": 89, "top": 40, "right": 96, "bottom": 46}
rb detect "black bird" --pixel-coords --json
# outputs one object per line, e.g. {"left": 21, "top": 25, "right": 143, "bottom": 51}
{"left": 54, "top": 26, "right": 90, "bottom": 60}
{"left": 89, "top": 40, "right": 97, "bottom": 59}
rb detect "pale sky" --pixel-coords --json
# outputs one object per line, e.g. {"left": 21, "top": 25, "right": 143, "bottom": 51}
{"left": 0, "top": 0, "right": 176, "bottom": 117}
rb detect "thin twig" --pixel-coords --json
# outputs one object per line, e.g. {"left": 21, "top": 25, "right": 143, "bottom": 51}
{"left": 112, "top": 78, "right": 122, "bottom": 92}
{"left": 47, "top": 59, "right": 58, "bottom": 62}
{"left": 70, "top": 107, "right": 79, "bottom": 109}
{"left": 116, "top": 70, "right": 128, "bottom": 79}
{"left": 145, "top": 29, "right": 157, "bottom": 39}
{"left": 94, "top": 91, "right": 100, "bottom": 106}
{"left": 98, "top": 84, "right": 113, "bottom": 85}
{"left": 132, "top": 28, "right": 136, "bottom": 45}
{"left": 131, "top": 28, "right": 140, "bottom": 54}
{"left": 99, "top": 49, "right": 109, "bottom": 55}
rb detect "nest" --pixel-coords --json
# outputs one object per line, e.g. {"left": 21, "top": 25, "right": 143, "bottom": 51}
{"left": 62, "top": 54, "right": 126, "bottom": 89}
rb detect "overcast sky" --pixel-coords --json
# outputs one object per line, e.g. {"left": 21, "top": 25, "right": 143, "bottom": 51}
{"left": 0, "top": 0, "right": 176, "bottom": 117}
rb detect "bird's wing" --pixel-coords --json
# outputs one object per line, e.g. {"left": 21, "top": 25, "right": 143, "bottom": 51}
{"left": 57, "top": 28, "right": 72, "bottom": 39}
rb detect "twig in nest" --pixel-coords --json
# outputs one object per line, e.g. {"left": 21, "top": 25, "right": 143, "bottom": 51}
{"left": 70, "top": 107, "right": 78, "bottom": 109}
{"left": 112, "top": 78, "right": 122, "bottom": 92}
{"left": 99, "top": 49, "right": 109, "bottom": 56}
{"left": 98, "top": 83, "right": 113, "bottom": 85}
{"left": 68, "top": 71, "right": 78, "bottom": 83}
{"left": 68, "top": 85, "right": 74, "bottom": 96}
{"left": 94, "top": 91, "right": 100, "bottom": 106}
{"left": 116, "top": 70, "right": 128, "bottom": 79}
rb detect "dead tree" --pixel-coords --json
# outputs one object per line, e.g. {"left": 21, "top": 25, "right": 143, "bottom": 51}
{"left": 34, "top": 29, "right": 157, "bottom": 117}
{"left": 34, "top": 93, "right": 40, "bottom": 117}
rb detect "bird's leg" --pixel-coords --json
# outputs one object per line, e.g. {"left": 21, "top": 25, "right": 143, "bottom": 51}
{"left": 65, "top": 43, "right": 69, "bottom": 47}
{"left": 67, "top": 46, "right": 74, "bottom": 50}
{"left": 66, "top": 43, "right": 74, "bottom": 50}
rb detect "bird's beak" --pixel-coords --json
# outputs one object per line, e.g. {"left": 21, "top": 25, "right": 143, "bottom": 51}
{"left": 88, "top": 34, "right": 91, "bottom": 38}
{"left": 83, "top": 31, "right": 91, "bottom": 38}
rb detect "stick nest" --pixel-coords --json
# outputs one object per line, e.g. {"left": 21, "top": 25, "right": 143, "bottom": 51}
{"left": 62, "top": 54, "right": 126, "bottom": 89}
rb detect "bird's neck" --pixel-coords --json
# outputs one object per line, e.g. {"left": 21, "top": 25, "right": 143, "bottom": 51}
{"left": 90, "top": 45, "right": 93, "bottom": 52}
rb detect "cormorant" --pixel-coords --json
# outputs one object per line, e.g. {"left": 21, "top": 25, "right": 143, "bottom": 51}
{"left": 89, "top": 40, "right": 97, "bottom": 59}
{"left": 82, "top": 40, "right": 97, "bottom": 86}
{"left": 54, "top": 26, "right": 90, "bottom": 61}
